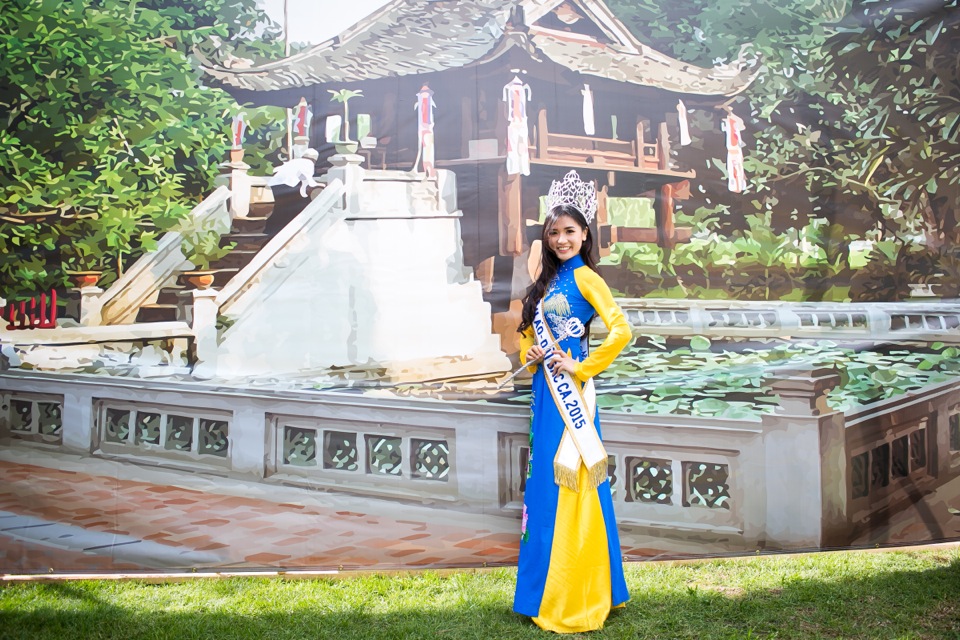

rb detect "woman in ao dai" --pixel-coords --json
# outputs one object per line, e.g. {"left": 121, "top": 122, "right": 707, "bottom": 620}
{"left": 513, "top": 189, "right": 632, "bottom": 633}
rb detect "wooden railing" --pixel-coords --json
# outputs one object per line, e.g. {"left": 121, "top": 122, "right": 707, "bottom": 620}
{"left": 534, "top": 108, "right": 668, "bottom": 170}
{"left": 1, "top": 291, "right": 58, "bottom": 330}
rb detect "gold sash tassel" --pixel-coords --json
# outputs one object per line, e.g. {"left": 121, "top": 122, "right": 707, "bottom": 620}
{"left": 587, "top": 458, "right": 608, "bottom": 490}
{"left": 553, "top": 463, "right": 580, "bottom": 493}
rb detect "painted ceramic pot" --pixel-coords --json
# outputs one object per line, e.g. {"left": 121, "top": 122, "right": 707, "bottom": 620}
{"left": 68, "top": 271, "right": 103, "bottom": 288}
{"left": 180, "top": 271, "right": 217, "bottom": 290}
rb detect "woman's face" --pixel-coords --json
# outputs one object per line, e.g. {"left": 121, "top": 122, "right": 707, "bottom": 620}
{"left": 546, "top": 214, "right": 587, "bottom": 262}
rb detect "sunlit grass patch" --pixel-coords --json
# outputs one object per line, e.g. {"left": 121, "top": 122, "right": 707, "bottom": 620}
{"left": 2, "top": 548, "right": 958, "bottom": 639}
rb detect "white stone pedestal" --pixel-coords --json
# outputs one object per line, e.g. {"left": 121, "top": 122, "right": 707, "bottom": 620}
{"left": 192, "top": 288, "right": 219, "bottom": 379}
{"left": 79, "top": 286, "right": 105, "bottom": 327}
{"left": 220, "top": 160, "right": 251, "bottom": 218}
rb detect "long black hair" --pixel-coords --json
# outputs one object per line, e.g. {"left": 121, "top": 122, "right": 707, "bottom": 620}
{"left": 518, "top": 204, "right": 599, "bottom": 333}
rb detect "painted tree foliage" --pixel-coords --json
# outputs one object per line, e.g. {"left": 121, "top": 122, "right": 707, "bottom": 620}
{"left": 818, "top": 0, "right": 960, "bottom": 297}
{"left": 607, "top": 0, "right": 960, "bottom": 300}
{"left": 0, "top": 0, "right": 283, "bottom": 297}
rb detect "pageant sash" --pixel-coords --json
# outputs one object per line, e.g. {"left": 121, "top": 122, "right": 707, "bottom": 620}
{"left": 533, "top": 300, "right": 608, "bottom": 492}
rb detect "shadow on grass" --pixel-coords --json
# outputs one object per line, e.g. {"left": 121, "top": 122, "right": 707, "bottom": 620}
{"left": 2, "top": 557, "right": 959, "bottom": 640}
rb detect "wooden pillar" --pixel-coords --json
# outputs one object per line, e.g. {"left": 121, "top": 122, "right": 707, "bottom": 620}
{"left": 635, "top": 119, "right": 646, "bottom": 168}
{"left": 655, "top": 182, "right": 676, "bottom": 248}
{"left": 658, "top": 121, "right": 671, "bottom": 171}
{"left": 537, "top": 109, "right": 549, "bottom": 160}
{"left": 381, "top": 91, "right": 397, "bottom": 167}
{"left": 475, "top": 255, "right": 495, "bottom": 293}
{"left": 597, "top": 184, "right": 613, "bottom": 257}
{"left": 495, "top": 89, "right": 508, "bottom": 156}
{"left": 498, "top": 168, "right": 524, "bottom": 256}
{"left": 461, "top": 96, "right": 475, "bottom": 159}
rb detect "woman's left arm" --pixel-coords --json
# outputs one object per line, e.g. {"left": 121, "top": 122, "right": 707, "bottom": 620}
{"left": 572, "top": 268, "right": 632, "bottom": 381}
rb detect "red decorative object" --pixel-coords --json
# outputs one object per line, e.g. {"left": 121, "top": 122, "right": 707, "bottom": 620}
{"left": 293, "top": 97, "right": 313, "bottom": 139}
{"left": 231, "top": 113, "right": 246, "bottom": 149}
{"left": 2, "top": 290, "right": 58, "bottom": 330}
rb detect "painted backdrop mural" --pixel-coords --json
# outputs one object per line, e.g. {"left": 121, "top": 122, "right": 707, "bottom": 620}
{"left": 1, "top": 0, "right": 959, "bottom": 574}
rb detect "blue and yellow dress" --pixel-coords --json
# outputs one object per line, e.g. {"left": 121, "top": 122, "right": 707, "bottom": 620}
{"left": 513, "top": 254, "right": 632, "bottom": 633}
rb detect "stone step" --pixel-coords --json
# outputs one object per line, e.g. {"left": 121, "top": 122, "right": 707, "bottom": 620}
{"left": 206, "top": 268, "right": 240, "bottom": 284}
{"left": 136, "top": 303, "right": 180, "bottom": 324}
{"left": 208, "top": 250, "right": 260, "bottom": 271}
{"left": 222, "top": 232, "right": 270, "bottom": 252}
{"left": 248, "top": 201, "right": 274, "bottom": 218}
{"left": 409, "top": 180, "right": 439, "bottom": 196}
{"left": 155, "top": 287, "right": 189, "bottom": 306}
{"left": 230, "top": 216, "right": 270, "bottom": 234}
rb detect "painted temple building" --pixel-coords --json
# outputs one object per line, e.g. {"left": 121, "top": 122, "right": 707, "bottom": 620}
{"left": 2, "top": 0, "right": 759, "bottom": 383}
{"left": 201, "top": 0, "right": 756, "bottom": 347}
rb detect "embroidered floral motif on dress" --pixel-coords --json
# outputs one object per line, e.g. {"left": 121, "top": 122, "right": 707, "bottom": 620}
{"left": 543, "top": 292, "right": 571, "bottom": 317}
{"left": 521, "top": 504, "right": 530, "bottom": 543}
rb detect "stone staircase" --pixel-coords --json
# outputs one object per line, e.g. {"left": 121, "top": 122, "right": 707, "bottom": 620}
{"left": 408, "top": 177, "right": 440, "bottom": 214}
{"left": 135, "top": 215, "right": 272, "bottom": 323}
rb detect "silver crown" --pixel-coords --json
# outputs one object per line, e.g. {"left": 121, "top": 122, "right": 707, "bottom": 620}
{"left": 544, "top": 170, "right": 598, "bottom": 224}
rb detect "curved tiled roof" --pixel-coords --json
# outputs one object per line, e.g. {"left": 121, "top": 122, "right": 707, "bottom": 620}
{"left": 529, "top": 31, "right": 754, "bottom": 96}
{"left": 200, "top": 0, "right": 754, "bottom": 97}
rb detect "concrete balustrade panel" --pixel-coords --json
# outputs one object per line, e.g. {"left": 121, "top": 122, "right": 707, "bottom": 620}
{"left": 4, "top": 368, "right": 960, "bottom": 566}
{"left": 618, "top": 299, "right": 960, "bottom": 343}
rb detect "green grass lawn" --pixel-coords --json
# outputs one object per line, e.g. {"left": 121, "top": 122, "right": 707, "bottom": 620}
{"left": 2, "top": 547, "right": 959, "bottom": 639}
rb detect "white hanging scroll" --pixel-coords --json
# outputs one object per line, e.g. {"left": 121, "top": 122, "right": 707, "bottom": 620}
{"left": 502, "top": 75, "right": 532, "bottom": 176}
{"left": 414, "top": 84, "right": 437, "bottom": 176}
{"left": 677, "top": 100, "right": 691, "bottom": 146}
{"left": 582, "top": 84, "right": 595, "bottom": 136}
{"left": 722, "top": 111, "right": 747, "bottom": 193}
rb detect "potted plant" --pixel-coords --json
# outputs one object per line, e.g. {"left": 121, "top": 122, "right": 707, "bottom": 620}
{"left": 60, "top": 209, "right": 156, "bottom": 290}
{"left": 179, "top": 216, "right": 235, "bottom": 289}
{"left": 62, "top": 226, "right": 107, "bottom": 288}
{"left": 328, "top": 88, "right": 364, "bottom": 154}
